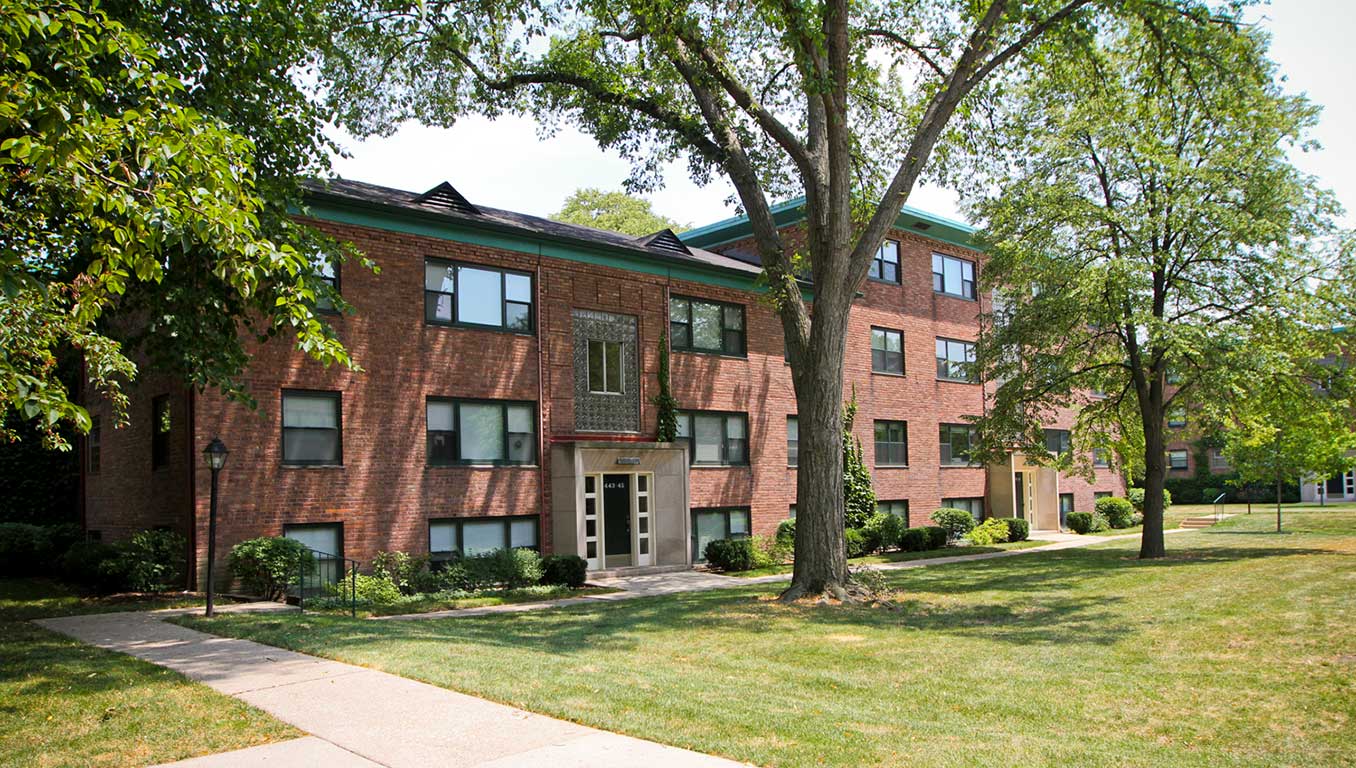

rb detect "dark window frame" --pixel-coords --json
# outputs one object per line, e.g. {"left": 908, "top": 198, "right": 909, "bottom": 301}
{"left": 1093, "top": 448, "right": 1111, "bottom": 468}
{"left": 280, "top": 389, "right": 343, "bottom": 467}
{"left": 942, "top": 497, "right": 985, "bottom": 522}
{"left": 587, "top": 339, "right": 625, "bottom": 395}
{"left": 151, "top": 395, "right": 171, "bottom": 470}
{"left": 1168, "top": 449, "right": 1189, "bottom": 470}
{"left": 423, "top": 257, "right": 535, "bottom": 334}
{"left": 1044, "top": 428, "right": 1072, "bottom": 456}
{"left": 935, "top": 337, "right": 978, "bottom": 382}
{"left": 867, "top": 239, "right": 901, "bottom": 284}
{"left": 931, "top": 252, "right": 978, "bottom": 300}
{"left": 877, "top": 499, "right": 910, "bottom": 527}
{"left": 314, "top": 255, "right": 340, "bottom": 314}
{"left": 427, "top": 514, "right": 541, "bottom": 559}
{"left": 870, "top": 327, "right": 905, "bottom": 375}
{"left": 690, "top": 507, "right": 752, "bottom": 561}
{"left": 426, "top": 397, "right": 537, "bottom": 467}
{"left": 786, "top": 415, "right": 798, "bottom": 467}
{"left": 88, "top": 415, "right": 101, "bottom": 475}
{"left": 676, "top": 410, "right": 749, "bottom": 466}
{"left": 1167, "top": 409, "right": 1187, "bottom": 429}
{"left": 939, "top": 423, "right": 978, "bottom": 466}
{"left": 874, "top": 420, "right": 909, "bottom": 467}
{"left": 282, "top": 521, "right": 345, "bottom": 558}
{"left": 669, "top": 295, "right": 746, "bottom": 357}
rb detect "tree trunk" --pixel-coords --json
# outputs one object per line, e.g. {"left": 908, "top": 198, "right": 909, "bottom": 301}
{"left": 1139, "top": 409, "right": 1168, "bottom": 559}
{"left": 1276, "top": 473, "right": 1283, "bottom": 533}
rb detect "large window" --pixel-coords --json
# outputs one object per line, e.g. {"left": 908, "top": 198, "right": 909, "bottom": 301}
{"left": 939, "top": 423, "right": 977, "bottom": 465}
{"left": 587, "top": 340, "right": 624, "bottom": 394}
{"left": 429, "top": 515, "right": 539, "bottom": 559}
{"left": 1209, "top": 449, "right": 1230, "bottom": 471}
{"left": 88, "top": 416, "right": 101, "bottom": 475}
{"left": 786, "top": 416, "right": 799, "bottom": 467}
{"left": 1059, "top": 493, "right": 1074, "bottom": 528}
{"left": 669, "top": 296, "right": 745, "bottom": 356}
{"left": 1093, "top": 448, "right": 1110, "bottom": 467}
{"left": 284, "top": 522, "right": 344, "bottom": 587}
{"left": 943, "top": 497, "right": 984, "bottom": 522}
{"left": 877, "top": 500, "right": 909, "bottom": 526}
{"left": 424, "top": 259, "right": 533, "bottom": 332}
{"left": 1168, "top": 449, "right": 1189, "bottom": 470}
{"left": 932, "top": 252, "right": 976, "bottom": 299}
{"left": 874, "top": 420, "right": 909, "bottom": 467}
{"left": 676, "top": 411, "right": 748, "bottom": 466}
{"left": 282, "top": 391, "right": 341, "bottom": 466}
{"left": 869, "top": 240, "right": 900, "bottom": 283}
{"left": 314, "top": 254, "right": 338, "bottom": 313}
{"left": 871, "top": 327, "right": 904, "bottom": 375}
{"left": 691, "top": 508, "right": 751, "bottom": 561}
{"left": 1044, "top": 429, "right": 1071, "bottom": 455}
{"left": 151, "top": 395, "right": 171, "bottom": 469}
{"left": 935, "top": 338, "right": 977, "bottom": 382}
{"left": 427, "top": 399, "right": 536, "bottom": 466}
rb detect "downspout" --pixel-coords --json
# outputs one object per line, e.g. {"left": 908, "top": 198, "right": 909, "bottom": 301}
{"left": 536, "top": 245, "right": 548, "bottom": 552}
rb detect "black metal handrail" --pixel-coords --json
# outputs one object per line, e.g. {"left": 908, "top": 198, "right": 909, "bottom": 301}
{"left": 1212, "top": 492, "right": 1227, "bottom": 522}
{"left": 294, "top": 547, "right": 359, "bottom": 618}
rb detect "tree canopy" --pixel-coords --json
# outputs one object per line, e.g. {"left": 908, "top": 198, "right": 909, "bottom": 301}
{"left": 963, "top": 10, "right": 1349, "bottom": 556}
{"left": 551, "top": 188, "right": 685, "bottom": 236}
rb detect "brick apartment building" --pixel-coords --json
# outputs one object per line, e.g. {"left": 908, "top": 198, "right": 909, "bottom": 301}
{"left": 80, "top": 178, "right": 1123, "bottom": 585}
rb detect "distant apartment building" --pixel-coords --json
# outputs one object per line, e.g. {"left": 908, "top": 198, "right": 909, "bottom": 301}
{"left": 81, "top": 179, "right": 1123, "bottom": 585}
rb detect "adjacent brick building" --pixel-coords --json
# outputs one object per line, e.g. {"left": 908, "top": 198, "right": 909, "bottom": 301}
{"left": 81, "top": 179, "right": 1124, "bottom": 586}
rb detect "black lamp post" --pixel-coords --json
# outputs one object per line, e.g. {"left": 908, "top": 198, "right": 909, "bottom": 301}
{"left": 202, "top": 437, "right": 229, "bottom": 617}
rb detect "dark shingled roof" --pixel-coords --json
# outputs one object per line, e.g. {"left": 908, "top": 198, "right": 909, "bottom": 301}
{"left": 302, "top": 178, "right": 762, "bottom": 278}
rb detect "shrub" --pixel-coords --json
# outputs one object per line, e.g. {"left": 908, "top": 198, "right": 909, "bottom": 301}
{"left": 899, "top": 527, "right": 929, "bottom": 552}
{"left": 844, "top": 528, "right": 868, "bottom": 558}
{"left": 749, "top": 535, "right": 785, "bottom": 569}
{"left": 59, "top": 540, "right": 127, "bottom": 592}
{"left": 1090, "top": 512, "right": 1110, "bottom": 532}
{"left": 967, "top": 518, "right": 1011, "bottom": 546}
{"left": 229, "top": 537, "right": 315, "bottom": 600}
{"left": 922, "top": 526, "right": 949, "bottom": 550}
{"left": 1067, "top": 512, "right": 1094, "bottom": 535}
{"left": 371, "top": 551, "right": 431, "bottom": 596}
{"left": 349, "top": 573, "right": 402, "bottom": 604}
{"left": 0, "top": 522, "right": 54, "bottom": 577}
{"left": 931, "top": 508, "right": 976, "bottom": 540}
{"left": 704, "top": 538, "right": 757, "bottom": 572}
{"left": 1200, "top": 486, "right": 1224, "bottom": 503}
{"left": 863, "top": 512, "right": 905, "bottom": 552}
{"left": 1131, "top": 512, "right": 1144, "bottom": 526}
{"left": 462, "top": 548, "right": 543, "bottom": 590}
{"left": 1094, "top": 497, "right": 1136, "bottom": 529}
{"left": 775, "top": 518, "right": 796, "bottom": 546}
{"left": 1127, "top": 487, "right": 1172, "bottom": 513}
{"left": 540, "top": 554, "right": 588, "bottom": 588}
{"left": 1001, "top": 517, "right": 1030, "bottom": 542}
{"left": 115, "top": 529, "right": 187, "bottom": 592}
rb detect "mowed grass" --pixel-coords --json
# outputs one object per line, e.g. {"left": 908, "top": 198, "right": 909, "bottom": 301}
{"left": 176, "top": 509, "right": 1356, "bottom": 768}
{"left": 0, "top": 579, "right": 299, "bottom": 768}
{"left": 728, "top": 539, "right": 1049, "bottom": 577}
{"left": 1084, "top": 502, "right": 1220, "bottom": 536}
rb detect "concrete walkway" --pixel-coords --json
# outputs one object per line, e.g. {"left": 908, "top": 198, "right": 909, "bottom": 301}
{"left": 36, "top": 609, "right": 749, "bottom": 768}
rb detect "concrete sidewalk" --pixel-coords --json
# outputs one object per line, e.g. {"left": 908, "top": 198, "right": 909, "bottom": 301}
{"left": 36, "top": 610, "right": 749, "bottom": 768}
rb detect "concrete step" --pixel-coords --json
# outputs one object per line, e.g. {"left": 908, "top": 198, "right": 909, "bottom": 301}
{"left": 587, "top": 564, "right": 692, "bottom": 579}
{"left": 1179, "top": 517, "right": 1220, "bottom": 528}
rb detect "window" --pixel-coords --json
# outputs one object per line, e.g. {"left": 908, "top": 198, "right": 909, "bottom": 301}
{"left": 871, "top": 327, "right": 904, "bottom": 375}
{"left": 427, "top": 399, "right": 536, "bottom": 466}
{"left": 314, "top": 254, "right": 338, "bottom": 312}
{"left": 935, "top": 338, "right": 977, "bottom": 382}
{"left": 1093, "top": 448, "right": 1111, "bottom": 468}
{"left": 939, "top": 423, "right": 977, "bottom": 465}
{"left": 1209, "top": 449, "right": 1230, "bottom": 471}
{"left": 786, "top": 416, "right": 798, "bottom": 467}
{"left": 1044, "top": 429, "right": 1071, "bottom": 456}
{"left": 868, "top": 240, "right": 900, "bottom": 283}
{"left": 88, "top": 416, "right": 101, "bottom": 475}
{"left": 1167, "top": 408, "right": 1187, "bottom": 429}
{"left": 1059, "top": 493, "right": 1075, "bottom": 515}
{"left": 151, "top": 395, "right": 171, "bottom": 469}
{"left": 281, "top": 391, "right": 342, "bottom": 466}
{"left": 429, "top": 515, "right": 539, "bottom": 558}
{"left": 932, "top": 252, "right": 976, "bottom": 299}
{"left": 587, "top": 340, "right": 624, "bottom": 394}
{"left": 691, "top": 508, "right": 751, "bottom": 561}
{"left": 669, "top": 296, "right": 745, "bottom": 356}
{"left": 1168, "top": 449, "right": 1189, "bottom": 470}
{"left": 675, "top": 411, "right": 748, "bottom": 466}
{"left": 874, "top": 420, "right": 908, "bottom": 466}
{"left": 788, "top": 504, "right": 796, "bottom": 518}
{"left": 877, "top": 500, "right": 909, "bottom": 526}
{"left": 943, "top": 497, "right": 984, "bottom": 522}
{"left": 424, "top": 259, "right": 533, "bottom": 332}
{"left": 284, "top": 523, "right": 344, "bottom": 586}
{"left": 1094, "top": 491, "right": 1113, "bottom": 501}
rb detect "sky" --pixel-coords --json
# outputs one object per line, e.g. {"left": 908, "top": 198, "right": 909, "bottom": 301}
{"left": 328, "top": 0, "right": 1355, "bottom": 231}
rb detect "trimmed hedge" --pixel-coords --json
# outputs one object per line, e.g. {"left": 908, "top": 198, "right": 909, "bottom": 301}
{"left": 923, "top": 526, "right": 949, "bottom": 550}
{"left": 775, "top": 518, "right": 796, "bottom": 545}
{"left": 705, "top": 538, "right": 757, "bottom": 572}
{"left": 1001, "top": 517, "right": 1030, "bottom": 542}
{"left": 899, "top": 527, "right": 929, "bottom": 552}
{"left": 541, "top": 554, "right": 588, "bottom": 588}
{"left": 1067, "top": 512, "right": 1093, "bottom": 535}
{"left": 931, "top": 508, "right": 976, "bottom": 540}
{"left": 1094, "top": 497, "right": 1136, "bottom": 529}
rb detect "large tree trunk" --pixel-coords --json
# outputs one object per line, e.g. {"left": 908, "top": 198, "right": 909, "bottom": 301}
{"left": 1139, "top": 397, "right": 1168, "bottom": 559}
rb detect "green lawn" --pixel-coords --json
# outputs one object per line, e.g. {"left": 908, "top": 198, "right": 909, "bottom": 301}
{"left": 727, "top": 539, "right": 1049, "bottom": 577}
{"left": 318, "top": 585, "right": 621, "bottom": 617}
{"left": 176, "top": 510, "right": 1356, "bottom": 767}
{"left": 0, "top": 579, "right": 299, "bottom": 768}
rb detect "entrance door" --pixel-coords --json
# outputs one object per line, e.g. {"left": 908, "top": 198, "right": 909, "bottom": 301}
{"left": 1015, "top": 471, "right": 1037, "bottom": 527}
{"left": 602, "top": 474, "right": 633, "bottom": 568}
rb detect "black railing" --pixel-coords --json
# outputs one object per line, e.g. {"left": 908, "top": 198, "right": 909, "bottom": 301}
{"left": 1212, "top": 492, "right": 1227, "bottom": 522}
{"left": 293, "top": 547, "right": 359, "bottom": 618}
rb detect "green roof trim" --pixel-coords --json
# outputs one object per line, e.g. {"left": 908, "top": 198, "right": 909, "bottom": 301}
{"left": 301, "top": 192, "right": 774, "bottom": 293}
{"left": 678, "top": 196, "right": 980, "bottom": 251}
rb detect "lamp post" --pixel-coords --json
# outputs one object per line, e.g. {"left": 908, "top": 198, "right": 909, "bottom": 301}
{"left": 202, "top": 438, "right": 229, "bottom": 617}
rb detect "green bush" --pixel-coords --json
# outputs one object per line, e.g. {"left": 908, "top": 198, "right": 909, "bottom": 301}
{"left": 462, "top": 548, "right": 543, "bottom": 590}
{"left": 1090, "top": 512, "right": 1110, "bottom": 532}
{"left": 704, "top": 538, "right": 757, "bottom": 572}
{"left": 349, "top": 573, "right": 402, "bottom": 604}
{"left": 59, "top": 540, "right": 127, "bottom": 592}
{"left": 1131, "top": 512, "right": 1144, "bottom": 526}
{"left": 862, "top": 512, "right": 905, "bottom": 552}
{"left": 1127, "top": 487, "right": 1173, "bottom": 513}
{"left": 1200, "top": 486, "right": 1224, "bottom": 503}
{"left": 540, "top": 554, "right": 588, "bottom": 588}
{"left": 844, "top": 528, "right": 868, "bottom": 558}
{"left": 1067, "top": 512, "right": 1094, "bottom": 535}
{"left": 1001, "top": 517, "right": 1030, "bottom": 542}
{"left": 899, "top": 527, "right": 929, "bottom": 552}
{"left": 1094, "top": 497, "right": 1136, "bottom": 529}
{"left": 775, "top": 518, "right": 796, "bottom": 546}
{"left": 115, "top": 529, "right": 187, "bottom": 592}
{"left": 749, "top": 535, "right": 785, "bottom": 569}
{"left": 228, "top": 537, "right": 315, "bottom": 600}
{"left": 967, "top": 518, "right": 1011, "bottom": 546}
{"left": 931, "top": 508, "right": 975, "bottom": 540}
{"left": 922, "top": 526, "right": 949, "bottom": 550}
{"left": 0, "top": 522, "right": 54, "bottom": 577}
{"left": 371, "top": 550, "right": 430, "bottom": 596}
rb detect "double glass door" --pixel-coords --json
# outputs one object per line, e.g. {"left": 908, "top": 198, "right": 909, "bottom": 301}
{"left": 583, "top": 473, "right": 653, "bottom": 570}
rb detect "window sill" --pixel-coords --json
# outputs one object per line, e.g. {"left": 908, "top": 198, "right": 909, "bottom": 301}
{"left": 691, "top": 464, "right": 750, "bottom": 469}
{"left": 587, "top": 391, "right": 627, "bottom": 397}
{"left": 936, "top": 377, "right": 980, "bottom": 385}
{"left": 934, "top": 291, "right": 978, "bottom": 302}
{"left": 871, "top": 370, "right": 906, "bottom": 378}
{"left": 672, "top": 349, "right": 748, "bottom": 360}
{"left": 940, "top": 463, "right": 980, "bottom": 469}
{"left": 867, "top": 277, "right": 901, "bottom": 286}
{"left": 425, "top": 321, "right": 536, "bottom": 337}
{"left": 876, "top": 464, "right": 910, "bottom": 469}
{"left": 427, "top": 463, "right": 539, "bottom": 469}
{"left": 282, "top": 463, "right": 344, "bottom": 469}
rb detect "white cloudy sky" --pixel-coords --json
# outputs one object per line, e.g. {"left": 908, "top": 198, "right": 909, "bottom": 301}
{"left": 329, "top": 0, "right": 1355, "bottom": 230}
